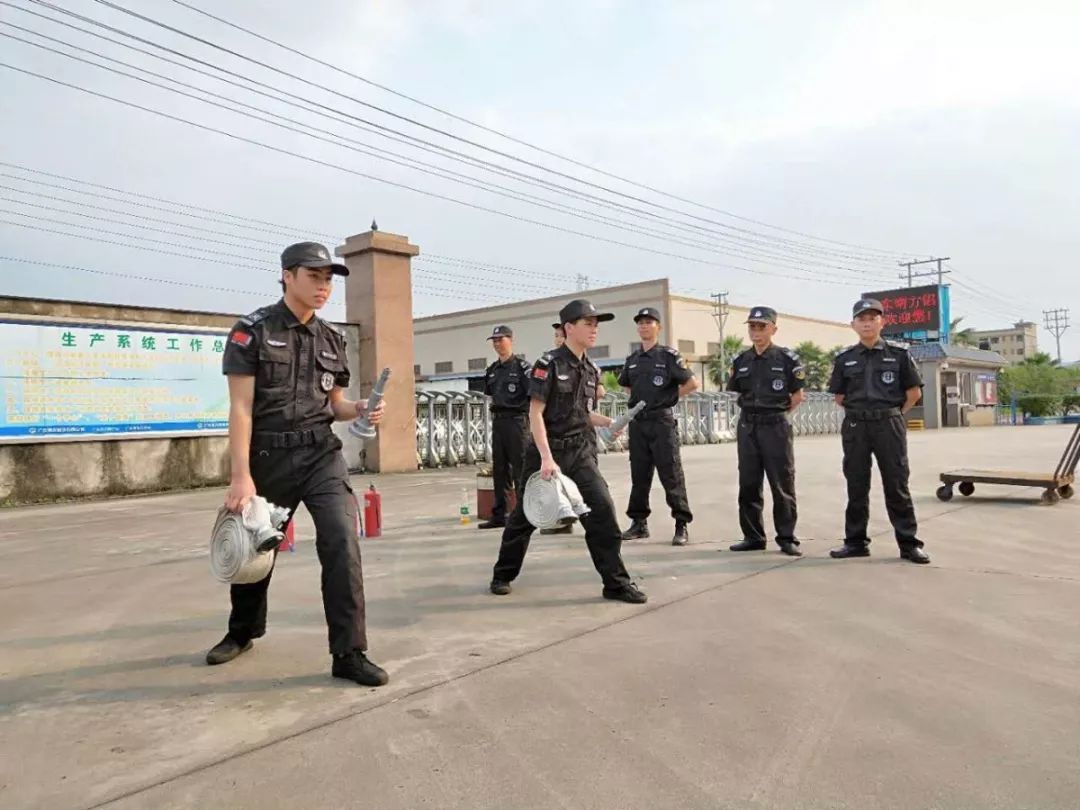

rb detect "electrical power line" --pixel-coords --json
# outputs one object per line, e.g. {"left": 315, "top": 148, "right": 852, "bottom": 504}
{"left": 163, "top": 0, "right": 924, "bottom": 260}
{"left": 0, "top": 22, "right": 895, "bottom": 281}
{"left": 0, "top": 12, "right": 904, "bottom": 270}
{"left": 0, "top": 61, "right": 881, "bottom": 289}
{"left": 25, "top": 0, "right": 922, "bottom": 264}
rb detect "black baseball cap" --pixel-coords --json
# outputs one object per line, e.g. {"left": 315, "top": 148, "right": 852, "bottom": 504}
{"left": 558, "top": 299, "right": 614, "bottom": 326}
{"left": 487, "top": 325, "right": 513, "bottom": 340}
{"left": 633, "top": 306, "right": 661, "bottom": 323}
{"left": 551, "top": 322, "right": 563, "bottom": 331}
{"left": 280, "top": 241, "right": 349, "bottom": 276}
{"left": 852, "top": 298, "right": 884, "bottom": 317}
{"left": 746, "top": 306, "right": 777, "bottom": 324}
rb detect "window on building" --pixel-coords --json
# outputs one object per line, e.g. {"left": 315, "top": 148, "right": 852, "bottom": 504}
{"left": 591, "top": 345, "right": 610, "bottom": 359}
{"left": 468, "top": 357, "right": 486, "bottom": 371}
{"left": 435, "top": 361, "right": 453, "bottom": 374}
{"left": 1016, "top": 347, "right": 1025, "bottom": 356}
{"left": 678, "top": 339, "right": 696, "bottom": 354}
{"left": 707, "top": 342, "right": 721, "bottom": 356}
{"left": 990, "top": 336, "right": 999, "bottom": 344}
{"left": 629, "top": 341, "right": 643, "bottom": 354}
{"left": 413, "top": 364, "right": 421, "bottom": 378}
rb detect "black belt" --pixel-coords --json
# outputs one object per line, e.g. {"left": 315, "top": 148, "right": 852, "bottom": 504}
{"left": 636, "top": 408, "right": 676, "bottom": 423}
{"left": 252, "top": 424, "right": 333, "bottom": 449}
{"left": 548, "top": 433, "right": 589, "bottom": 450}
{"left": 492, "top": 410, "right": 528, "bottom": 419}
{"left": 845, "top": 407, "right": 902, "bottom": 421}
{"left": 740, "top": 411, "right": 788, "bottom": 424}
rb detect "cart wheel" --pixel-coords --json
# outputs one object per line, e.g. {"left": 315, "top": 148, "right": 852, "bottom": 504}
{"left": 1059, "top": 484, "right": 1074, "bottom": 500}
{"left": 1041, "top": 489, "right": 1061, "bottom": 505}
{"left": 958, "top": 481, "right": 975, "bottom": 497}
{"left": 936, "top": 485, "right": 954, "bottom": 502}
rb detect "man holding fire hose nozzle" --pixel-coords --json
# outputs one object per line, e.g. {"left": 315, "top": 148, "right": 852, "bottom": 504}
{"left": 207, "top": 241, "right": 390, "bottom": 687}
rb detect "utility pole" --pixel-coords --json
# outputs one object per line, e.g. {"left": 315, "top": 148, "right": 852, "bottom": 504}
{"left": 1043, "top": 308, "right": 1070, "bottom": 364}
{"left": 575, "top": 273, "right": 589, "bottom": 291}
{"left": 711, "top": 291, "right": 730, "bottom": 382}
{"left": 898, "top": 257, "right": 951, "bottom": 287}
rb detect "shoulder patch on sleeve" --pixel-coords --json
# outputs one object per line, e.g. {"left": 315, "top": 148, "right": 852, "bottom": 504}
{"left": 663, "top": 346, "right": 678, "bottom": 355}
{"left": 239, "top": 306, "right": 271, "bottom": 326}
{"left": 537, "top": 353, "right": 552, "bottom": 366}
{"left": 228, "top": 328, "right": 254, "bottom": 348}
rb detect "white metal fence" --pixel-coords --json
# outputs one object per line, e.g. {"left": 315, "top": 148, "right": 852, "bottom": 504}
{"left": 415, "top": 391, "right": 844, "bottom": 469}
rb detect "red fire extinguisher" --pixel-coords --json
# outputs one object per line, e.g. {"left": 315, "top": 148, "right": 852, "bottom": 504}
{"left": 278, "top": 521, "right": 296, "bottom": 552}
{"left": 362, "top": 483, "right": 382, "bottom": 539}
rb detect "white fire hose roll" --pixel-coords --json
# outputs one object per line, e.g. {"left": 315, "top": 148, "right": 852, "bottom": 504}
{"left": 523, "top": 472, "right": 591, "bottom": 530}
{"left": 209, "top": 496, "right": 291, "bottom": 584}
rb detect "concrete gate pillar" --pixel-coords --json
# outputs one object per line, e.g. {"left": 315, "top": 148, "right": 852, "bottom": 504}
{"left": 336, "top": 229, "right": 420, "bottom": 472}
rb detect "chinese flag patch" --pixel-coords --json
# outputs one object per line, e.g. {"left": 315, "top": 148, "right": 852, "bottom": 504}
{"left": 533, "top": 367, "right": 548, "bottom": 380}
{"left": 229, "top": 330, "right": 253, "bottom": 347}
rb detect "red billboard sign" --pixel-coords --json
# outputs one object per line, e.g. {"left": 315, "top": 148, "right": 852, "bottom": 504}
{"left": 861, "top": 285, "right": 943, "bottom": 336}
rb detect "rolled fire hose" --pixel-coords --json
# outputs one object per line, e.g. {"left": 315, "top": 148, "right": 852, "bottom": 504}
{"left": 349, "top": 367, "right": 391, "bottom": 441}
{"left": 209, "top": 496, "right": 291, "bottom": 584}
{"left": 523, "top": 471, "right": 591, "bottom": 530}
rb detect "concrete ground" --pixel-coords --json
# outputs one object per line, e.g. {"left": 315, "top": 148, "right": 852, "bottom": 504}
{"left": 1, "top": 424, "right": 1078, "bottom": 810}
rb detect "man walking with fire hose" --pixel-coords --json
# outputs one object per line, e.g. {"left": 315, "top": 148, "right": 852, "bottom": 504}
{"left": 207, "top": 241, "right": 390, "bottom": 687}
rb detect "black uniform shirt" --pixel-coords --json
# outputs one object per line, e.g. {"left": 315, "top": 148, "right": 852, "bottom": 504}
{"left": 484, "top": 355, "right": 533, "bottom": 414}
{"left": 618, "top": 344, "right": 694, "bottom": 418}
{"left": 222, "top": 299, "right": 350, "bottom": 432}
{"left": 827, "top": 339, "right": 922, "bottom": 409}
{"left": 528, "top": 345, "right": 599, "bottom": 438}
{"left": 727, "top": 344, "right": 805, "bottom": 413}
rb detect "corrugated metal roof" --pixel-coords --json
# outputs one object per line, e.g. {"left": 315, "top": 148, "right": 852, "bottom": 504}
{"left": 908, "top": 342, "right": 1008, "bottom": 365}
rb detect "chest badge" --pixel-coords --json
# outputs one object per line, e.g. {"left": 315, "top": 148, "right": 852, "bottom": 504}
{"left": 881, "top": 371, "right": 896, "bottom": 384}
{"left": 772, "top": 378, "right": 786, "bottom": 391}
{"left": 266, "top": 339, "right": 287, "bottom": 347}
{"left": 653, "top": 374, "right": 665, "bottom": 386}
{"left": 320, "top": 372, "right": 335, "bottom": 391}
{"left": 507, "top": 383, "right": 517, "bottom": 392}
{"left": 320, "top": 350, "right": 338, "bottom": 360}
{"left": 557, "top": 373, "right": 570, "bottom": 381}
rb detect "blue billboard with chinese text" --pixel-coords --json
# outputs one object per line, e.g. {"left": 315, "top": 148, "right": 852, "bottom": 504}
{"left": 0, "top": 320, "right": 231, "bottom": 440}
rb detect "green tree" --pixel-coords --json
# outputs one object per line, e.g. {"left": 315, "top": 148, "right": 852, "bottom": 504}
{"left": 949, "top": 316, "right": 977, "bottom": 347}
{"left": 793, "top": 341, "right": 832, "bottom": 391}
{"left": 707, "top": 335, "right": 747, "bottom": 387}
{"left": 601, "top": 370, "right": 622, "bottom": 394}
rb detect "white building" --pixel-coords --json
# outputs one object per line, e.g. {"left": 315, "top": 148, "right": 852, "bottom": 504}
{"left": 413, "top": 279, "right": 855, "bottom": 391}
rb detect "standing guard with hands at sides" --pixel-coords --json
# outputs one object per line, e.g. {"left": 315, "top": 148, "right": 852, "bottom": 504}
{"left": 827, "top": 298, "right": 930, "bottom": 564}
{"left": 619, "top": 307, "right": 698, "bottom": 546}
{"left": 479, "top": 325, "right": 533, "bottom": 530}
{"left": 726, "top": 307, "right": 805, "bottom": 556}
{"left": 207, "top": 241, "right": 390, "bottom": 687}
{"left": 490, "top": 300, "right": 647, "bottom": 604}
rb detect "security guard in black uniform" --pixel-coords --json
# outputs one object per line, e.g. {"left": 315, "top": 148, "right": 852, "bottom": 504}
{"left": 206, "top": 241, "right": 390, "bottom": 686}
{"left": 618, "top": 307, "right": 698, "bottom": 546}
{"left": 490, "top": 300, "right": 647, "bottom": 603}
{"left": 480, "top": 325, "right": 533, "bottom": 529}
{"left": 540, "top": 322, "right": 576, "bottom": 536}
{"left": 827, "top": 298, "right": 930, "bottom": 564}
{"left": 726, "top": 307, "right": 806, "bottom": 556}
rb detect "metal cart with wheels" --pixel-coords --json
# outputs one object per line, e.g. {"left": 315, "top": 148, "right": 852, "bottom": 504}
{"left": 936, "top": 422, "right": 1080, "bottom": 505}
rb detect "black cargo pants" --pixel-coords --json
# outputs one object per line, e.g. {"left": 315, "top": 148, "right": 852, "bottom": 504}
{"left": 841, "top": 410, "right": 921, "bottom": 549}
{"left": 737, "top": 412, "right": 798, "bottom": 545}
{"left": 490, "top": 412, "right": 529, "bottom": 522}
{"left": 493, "top": 436, "right": 633, "bottom": 589}
{"left": 227, "top": 427, "right": 367, "bottom": 655}
{"left": 626, "top": 416, "right": 693, "bottom": 524}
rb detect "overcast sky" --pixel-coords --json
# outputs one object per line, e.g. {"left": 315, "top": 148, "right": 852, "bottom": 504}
{"left": 2, "top": 0, "right": 1078, "bottom": 359}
